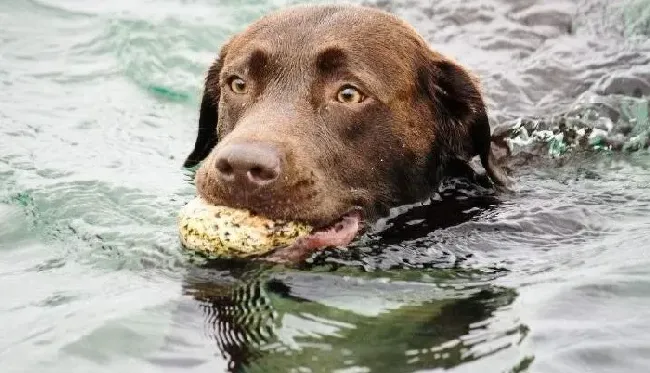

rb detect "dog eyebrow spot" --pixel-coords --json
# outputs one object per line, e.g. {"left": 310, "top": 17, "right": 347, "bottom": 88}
{"left": 316, "top": 47, "right": 347, "bottom": 73}
{"left": 247, "top": 48, "right": 270, "bottom": 79}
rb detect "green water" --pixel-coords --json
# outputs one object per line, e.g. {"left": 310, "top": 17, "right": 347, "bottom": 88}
{"left": 1, "top": 0, "right": 650, "bottom": 372}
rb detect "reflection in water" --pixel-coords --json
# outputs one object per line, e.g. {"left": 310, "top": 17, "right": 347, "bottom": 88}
{"left": 181, "top": 265, "right": 523, "bottom": 373}
{"left": 160, "top": 178, "right": 528, "bottom": 372}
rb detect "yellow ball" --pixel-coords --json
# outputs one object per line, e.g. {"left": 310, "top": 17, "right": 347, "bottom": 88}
{"left": 177, "top": 197, "right": 312, "bottom": 258}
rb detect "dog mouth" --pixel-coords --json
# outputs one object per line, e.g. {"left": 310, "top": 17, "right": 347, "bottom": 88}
{"left": 196, "top": 185, "right": 366, "bottom": 262}
{"left": 263, "top": 207, "right": 364, "bottom": 263}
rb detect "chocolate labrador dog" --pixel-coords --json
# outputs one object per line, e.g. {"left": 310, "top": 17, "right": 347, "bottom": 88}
{"left": 183, "top": 4, "right": 511, "bottom": 262}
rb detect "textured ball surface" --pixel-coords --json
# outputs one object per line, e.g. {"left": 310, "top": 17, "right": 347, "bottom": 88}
{"left": 177, "top": 197, "right": 312, "bottom": 258}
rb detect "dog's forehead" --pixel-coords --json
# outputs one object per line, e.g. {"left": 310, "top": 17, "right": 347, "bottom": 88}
{"left": 231, "top": 6, "right": 422, "bottom": 60}
{"left": 222, "top": 5, "right": 429, "bottom": 92}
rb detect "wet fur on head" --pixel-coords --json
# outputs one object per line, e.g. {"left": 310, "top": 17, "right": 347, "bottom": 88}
{"left": 184, "top": 4, "right": 510, "bottom": 226}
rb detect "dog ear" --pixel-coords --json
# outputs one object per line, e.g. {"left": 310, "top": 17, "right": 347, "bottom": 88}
{"left": 418, "top": 56, "right": 512, "bottom": 189}
{"left": 183, "top": 56, "right": 225, "bottom": 169}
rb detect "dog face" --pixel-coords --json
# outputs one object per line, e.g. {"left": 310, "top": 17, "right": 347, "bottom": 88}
{"left": 185, "top": 5, "right": 507, "bottom": 233}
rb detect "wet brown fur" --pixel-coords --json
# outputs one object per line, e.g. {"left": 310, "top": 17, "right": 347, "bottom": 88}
{"left": 184, "top": 4, "right": 511, "bottom": 227}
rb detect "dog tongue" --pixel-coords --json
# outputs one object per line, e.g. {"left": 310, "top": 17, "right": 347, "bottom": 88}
{"left": 265, "top": 210, "right": 362, "bottom": 263}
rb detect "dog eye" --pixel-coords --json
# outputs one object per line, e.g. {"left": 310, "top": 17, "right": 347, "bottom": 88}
{"left": 336, "top": 86, "right": 364, "bottom": 103}
{"left": 230, "top": 78, "right": 248, "bottom": 94}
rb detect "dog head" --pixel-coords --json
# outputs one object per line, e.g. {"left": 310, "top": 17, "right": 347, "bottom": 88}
{"left": 184, "top": 5, "right": 504, "bottom": 231}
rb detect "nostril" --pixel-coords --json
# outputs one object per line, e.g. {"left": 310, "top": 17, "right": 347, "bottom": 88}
{"left": 249, "top": 167, "right": 263, "bottom": 179}
{"left": 248, "top": 165, "right": 279, "bottom": 183}
{"left": 216, "top": 159, "right": 234, "bottom": 176}
{"left": 213, "top": 142, "right": 282, "bottom": 186}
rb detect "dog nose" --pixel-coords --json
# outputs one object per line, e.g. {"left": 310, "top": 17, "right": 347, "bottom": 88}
{"left": 214, "top": 142, "right": 281, "bottom": 188}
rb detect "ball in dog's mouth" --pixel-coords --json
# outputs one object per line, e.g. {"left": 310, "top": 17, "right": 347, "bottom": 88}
{"left": 177, "top": 197, "right": 362, "bottom": 262}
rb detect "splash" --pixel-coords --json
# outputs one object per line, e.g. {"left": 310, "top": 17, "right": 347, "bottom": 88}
{"left": 496, "top": 93, "right": 650, "bottom": 158}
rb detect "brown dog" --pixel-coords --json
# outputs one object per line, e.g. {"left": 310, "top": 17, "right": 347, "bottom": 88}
{"left": 183, "top": 4, "right": 510, "bottom": 262}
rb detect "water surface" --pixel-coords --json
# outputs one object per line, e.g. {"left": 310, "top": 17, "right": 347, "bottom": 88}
{"left": 1, "top": 0, "right": 649, "bottom": 372}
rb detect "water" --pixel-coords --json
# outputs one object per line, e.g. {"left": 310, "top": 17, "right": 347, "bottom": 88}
{"left": 1, "top": 0, "right": 649, "bottom": 372}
